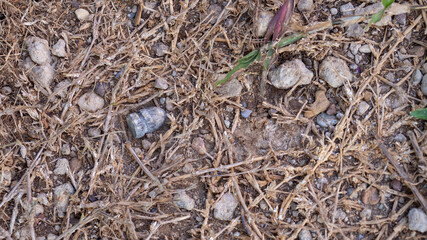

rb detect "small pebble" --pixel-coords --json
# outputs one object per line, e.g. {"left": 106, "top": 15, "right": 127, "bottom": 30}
{"left": 173, "top": 191, "right": 195, "bottom": 210}
{"left": 54, "top": 183, "right": 75, "bottom": 217}
{"left": 207, "top": 4, "right": 222, "bottom": 24}
{"left": 77, "top": 92, "right": 104, "bottom": 112}
{"left": 53, "top": 80, "right": 71, "bottom": 98}
{"left": 241, "top": 109, "right": 252, "bottom": 119}
{"left": 360, "top": 208, "right": 372, "bottom": 219}
{"left": 165, "top": 97, "right": 174, "bottom": 111}
{"left": 126, "top": 107, "right": 167, "bottom": 138}
{"left": 54, "top": 158, "right": 69, "bottom": 175}
{"left": 0, "top": 167, "right": 11, "bottom": 186}
{"left": 256, "top": 11, "right": 274, "bottom": 37}
{"left": 319, "top": 56, "right": 352, "bottom": 88}
{"left": 62, "top": 143, "right": 71, "bottom": 155}
{"left": 141, "top": 140, "right": 151, "bottom": 150}
{"left": 346, "top": 24, "right": 364, "bottom": 38}
{"left": 192, "top": 137, "right": 208, "bottom": 155}
{"left": 359, "top": 45, "right": 371, "bottom": 54}
{"left": 361, "top": 188, "right": 380, "bottom": 205}
{"left": 214, "top": 193, "right": 238, "bottom": 221}
{"left": 408, "top": 46, "right": 425, "bottom": 58}
{"left": 326, "top": 104, "right": 337, "bottom": 115}
{"left": 154, "top": 78, "right": 169, "bottom": 90}
{"left": 159, "top": 97, "right": 166, "bottom": 104}
{"left": 269, "top": 59, "right": 313, "bottom": 89}
{"left": 421, "top": 75, "right": 427, "bottom": 96}
{"left": 88, "top": 128, "right": 101, "bottom": 138}
{"left": 395, "top": 14, "right": 406, "bottom": 25}
{"left": 69, "top": 158, "right": 81, "bottom": 173}
{"left": 391, "top": 179, "right": 402, "bottom": 192}
{"left": 1, "top": 86, "right": 12, "bottom": 95}
{"left": 297, "top": 0, "right": 313, "bottom": 12}
{"left": 408, "top": 208, "right": 427, "bottom": 233}
{"left": 51, "top": 39, "right": 67, "bottom": 57}
{"left": 75, "top": 8, "right": 90, "bottom": 21}
{"left": 340, "top": 3, "right": 355, "bottom": 16}
{"left": 412, "top": 69, "right": 423, "bottom": 85}
{"left": 422, "top": 63, "right": 427, "bottom": 74}
{"left": 94, "top": 82, "right": 109, "bottom": 97}
{"left": 215, "top": 78, "right": 242, "bottom": 97}
{"left": 316, "top": 113, "right": 338, "bottom": 128}
{"left": 298, "top": 229, "right": 312, "bottom": 240}
{"left": 30, "top": 64, "right": 55, "bottom": 92}
{"left": 224, "top": 119, "right": 231, "bottom": 128}
{"left": 394, "top": 133, "right": 406, "bottom": 143}
{"left": 330, "top": 8, "right": 338, "bottom": 15}
{"left": 154, "top": 43, "right": 169, "bottom": 57}
{"left": 357, "top": 101, "right": 370, "bottom": 116}
{"left": 25, "top": 36, "right": 51, "bottom": 65}
{"left": 349, "top": 43, "right": 361, "bottom": 55}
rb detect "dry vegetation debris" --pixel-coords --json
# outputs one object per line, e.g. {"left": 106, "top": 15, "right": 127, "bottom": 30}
{"left": 0, "top": 0, "right": 427, "bottom": 239}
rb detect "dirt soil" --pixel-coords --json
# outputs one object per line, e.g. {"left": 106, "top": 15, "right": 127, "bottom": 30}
{"left": 0, "top": 0, "right": 427, "bottom": 239}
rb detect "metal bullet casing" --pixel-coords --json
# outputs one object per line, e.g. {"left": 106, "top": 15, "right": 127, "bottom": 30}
{"left": 126, "top": 107, "right": 166, "bottom": 138}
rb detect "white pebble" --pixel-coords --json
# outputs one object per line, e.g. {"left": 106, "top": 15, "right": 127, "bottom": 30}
{"left": 75, "top": 8, "right": 90, "bottom": 21}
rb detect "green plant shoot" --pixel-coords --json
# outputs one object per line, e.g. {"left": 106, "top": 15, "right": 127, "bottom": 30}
{"left": 410, "top": 108, "right": 427, "bottom": 120}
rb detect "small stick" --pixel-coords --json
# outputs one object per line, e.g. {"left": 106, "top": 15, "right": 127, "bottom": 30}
{"left": 376, "top": 137, "right": 427, "bottom": 212}
{"left": 408, "top": 131, "right": 427, "bottom": 166}
{"left": 125, "top": 142, "right": 164, "bottom": 192}
{"left": 134, "top": 3, "right": 143, "bottom": 26}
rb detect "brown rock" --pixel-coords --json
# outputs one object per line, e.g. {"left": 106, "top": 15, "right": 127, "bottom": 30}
{"left": 391, "top": 179, "right": 402, "bottom": 192}
{"left": 361, "top": 187, "right": 380, "bottom": 205}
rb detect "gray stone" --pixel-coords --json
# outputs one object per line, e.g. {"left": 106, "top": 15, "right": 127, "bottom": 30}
{"left": 154, "top": 78, "right": 169, "bottom": 90}
{"left": 30, "top": 64, "right": 55, "bottom": 92}
{"left": 394, "top": 133, "right": 406, "bottom": 142}
{"left": 88, "top": 127, "right": 101, "bottom": 137}
{"left": 319, "top": 56, "right": 352, "bottom": 88}
{"left": 256, "top": 11, "right": 274, "bottom": 37}
{"left": 173, "top": 191, "right": 195, "bottom": 210}
{"left": 330, "top": 8, "right": 338, "bottom": 15}
{"left": 0, "top": 167, "right": 12, "bottom": 187}
{"left": 214, "top": 192, "right": 238, "bottom": 221}
{"left": 395, "top": 14, "right": 406, "bottom": 25}
{"left": 421, "top": 75, "right": 427, "bottom": 96}
{"left": 54, "top": 158, "right": 69, "bottom": 175}
{"left": 357, "top": 101, "right": 370, "bottom": 116}
{"left": 349, "top": 43, "right": 361, "bottom": 55}
{"left": 340, "top": 3, "right": 355, "bottom": 16}
{"left": 215, "top": 78, "right": 243, "bottom": 97}
{"left": 1, "top": 86, "right": 12, "bottom": 95}
{"left": 154, "top": 43, "right": 169, "bottom": 57}
{"left": 359, "top": 45, "right": 371, "bottom": 53}
{"left": 141, "top": 140, "right": 151, "bottom": 150}
{"left": 25, "top": 36, "right": 51, "bottom": 65}
{"left": 62, "top": 143, "right": 71, "bottom": 155}
{"left": 94, "top": 82, "right": 109, "bottom": 97}
{"left": 316, "top": 113, "right": 338, "bottom": 128}
{"left": 54, "top": 183, "right": 75, "bottom": 217}
{"left": 241, "top": 109, "right": 252, "bottom": 118}
{"left": 298, "top": 229, "right": 312, "bottom": 240}
{"left": 77, "top": 92, "right": 104, "bottom": 112}
{"left": 207, "top": 4, "right": 222, "bottom": 24}
{"left": 53, "top": 80, "right": 71, "bottom": 98}
{"left": 37, "top": 193, "right": 49, "bottom": 206}
{"left": 346, "top": 24, "right": 364, "bottom": 38}
{"left": 422, "top": 63, "right": 427, "bottom": 74}
{"left": 75, "top": 8, "right": 90, "bottom": 21}
{"left": 297, "top": 0, "right": 313, "bottom": 12}
{"left": 51, "top": 39, "right": 67, "bottom": 57}
{"left": 360, "top": 208, "right": 372, "bottom": 219}
{"left": 269, "top": 59, "right": 313, "bottom": 89}
{"left": 412, "top": 69, "right": 423, "bottom": 85}
{"left": 408, "top": 208, "right": 427, "bottom": 233}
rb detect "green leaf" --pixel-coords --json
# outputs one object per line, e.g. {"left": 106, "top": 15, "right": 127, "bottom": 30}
{"left": 365, "top": 9, "right": 385, "bottom": 30}
{"left": 277, "top": 32, "right": 307, "bottom": 48}
{"left": 410, "top": 108, "right": 427, "bottom": 120}
{"left": 382, "top": 0, "right": 394, "bottom": 9}
{"left": 215, "top": 49, "right": 260, "bottom": 86}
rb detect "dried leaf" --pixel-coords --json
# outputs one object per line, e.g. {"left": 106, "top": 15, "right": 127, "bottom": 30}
{"left": 304, "top": 90, "right": 330, "bottom": 118}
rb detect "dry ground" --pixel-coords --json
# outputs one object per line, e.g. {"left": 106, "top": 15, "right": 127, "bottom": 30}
{"left": 0, "top": 0, "right": 427, "bottom": 239}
